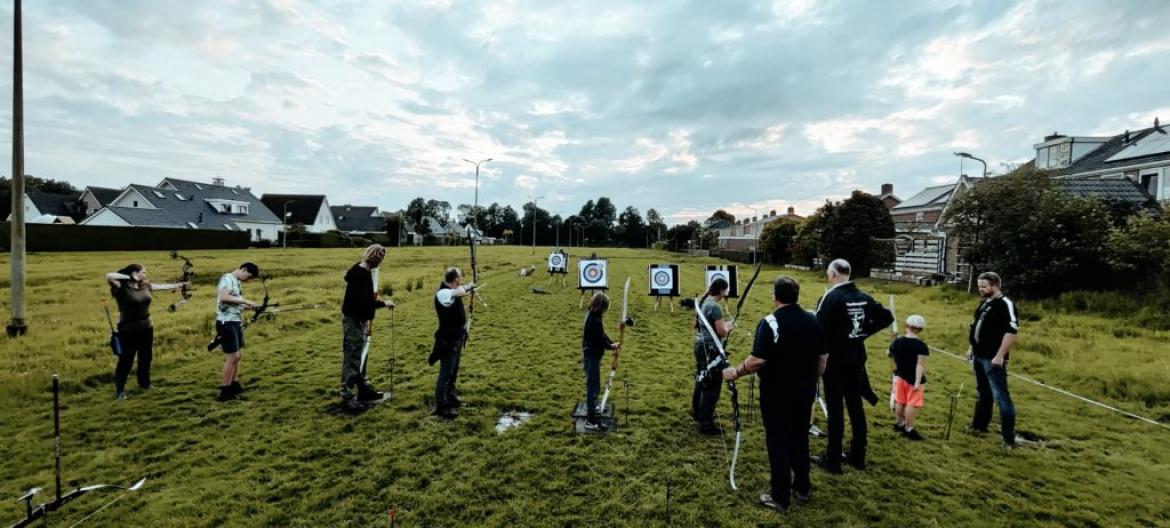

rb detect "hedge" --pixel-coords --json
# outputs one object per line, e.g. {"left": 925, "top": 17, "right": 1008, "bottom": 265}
{"left": 0, "top": 223, "right": 250, "bottom": 252}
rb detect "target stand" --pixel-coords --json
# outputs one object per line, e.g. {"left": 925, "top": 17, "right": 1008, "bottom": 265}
{"left": 648, "top": 264, "right": 680, "bottom": 312}
{"left": 571, "top": 401, "right": 616, "bottom": 434}
{"left": 578, "top": 259, "right": 610, "bottom": 309}
{"left": 547, "top": 251, "right": 569, "bottom": 287}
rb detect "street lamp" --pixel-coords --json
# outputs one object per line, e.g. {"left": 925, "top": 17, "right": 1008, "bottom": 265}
{"left": 749, "top": 207, "right": 760, "bottom": 264}
{"left": 954, "top": 152, "right": 987, "bottom": 179}
{"left": 529, "top": 194, "right": 545, "bottom": 255}
{"left": 462, "top": 158, "right": 492, "bottom": 231}
{"left": 282, "top": 200, "right": 296, "bottom": 249}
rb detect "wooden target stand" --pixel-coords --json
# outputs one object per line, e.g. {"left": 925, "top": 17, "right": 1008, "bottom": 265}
{"left": 548, "top": 270, "right": 568, "bottom": 287}
{"left": 652, "top": 295, "right": 676, "bottom": 312}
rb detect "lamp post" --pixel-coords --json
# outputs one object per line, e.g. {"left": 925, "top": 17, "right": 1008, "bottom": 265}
{"left": 529, "top": 194, "right": 545, "bottom": 255}
{"left": 462, "top": 158, "right": 492, "bottom": 231}
{"left": 954, "top": 152, "right": 987, "bottom": 179}
{"left": 282, "top": 200, "right": 296, "bottom": 249}
{"left": 8, "top": 0, "right": 26, "bottom": 336}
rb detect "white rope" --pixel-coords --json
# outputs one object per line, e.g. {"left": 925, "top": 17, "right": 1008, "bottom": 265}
{"left": 931, "top": 345, "right": 1170, "bottom": 431}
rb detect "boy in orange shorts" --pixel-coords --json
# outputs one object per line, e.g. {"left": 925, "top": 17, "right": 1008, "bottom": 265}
{"left": 889, "top": 315, "right": 929, "bottom": 440}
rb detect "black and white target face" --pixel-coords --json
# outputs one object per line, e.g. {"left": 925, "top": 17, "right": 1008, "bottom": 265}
{"left": 580, "top": 260, "right": 607, "bottom": 287}
{"left": 652, "top": 268, "right": 673, "bottom": 288}
{"left": 548, "top": 253, "right": 564, "bottom": 268}
{"left": 708, "top": 271, "right": 729, "bottom": 289}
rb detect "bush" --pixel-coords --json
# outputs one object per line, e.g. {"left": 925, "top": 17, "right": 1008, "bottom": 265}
{"left": 0, "top": 223, "right": 250, "bottom": 252}
{"left": 759, "top": 217, "right": 800, "bottom": 265}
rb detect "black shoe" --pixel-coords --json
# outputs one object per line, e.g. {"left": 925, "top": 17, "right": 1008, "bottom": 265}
{"left": 843, "top": 449, "right": 866, "bottom": 470}
{"left": 1000, "top": 440, "right": 1016, "bottom": 450}
{"left": 793, "top": 490, "right": 811, "bottom": 503}
{"left": 449, "top": 394, "right": 463, "bottom": 408}
{"left": 584, "top": 421, "right": 606, "bottom": 433}
{"left": 216, "top": 386, "right": 235, "bottom": 402}
{"left": 893, "top": 423, "right": 906, "bottom": 433}
{"left": 358, "top": 385, "right": 384, "bottom": 402}
{"left": 812, "top": 456, "right": 842, "bottom": 474}
{"left": 230, "top": 381, "right": 245, "bottom": 395}
{"left": 342, "top": 397, "right": 369, "bottom": 413}
{"left": 697, "top": 423, "right": 720, "bottom": 435}
{"left": 966, "top": 425, "right": 988, "bottom": 435}
{"left": 904, "top": 428, "right": 925, "bottom": 441}
{"left": 434, "top": 406, "right": 458, "bottom": 420}
{"left": 758, "top": 494, "right": 788, "bottom": 513}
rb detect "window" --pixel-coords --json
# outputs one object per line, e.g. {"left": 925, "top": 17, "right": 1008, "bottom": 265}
{"left": 152, "top": 190, "right": 166, "bottom": 199}
{"left": 255, "top": 229, "right": 261, "bottom": 240}
{"left": 1141, "top": 173, "right": 1159, "bottom": 197}
{"left": 915, "top": 212, "right": 925, "bottom": 222}
{"left": 132, "top": 200, "right": 139, "bottom": 207}
{"left": 187, "top": 222, "right": 198, "bottom": 229}
{"left": 194, "top": 184, "right": 203, "bottom": 190}
{"left": 175, "top": 194, "right": 188, "bottom": 201}
{"left": 231, "top": 189, "right": 240, "bottom": 195}
{"left": 223, "top": 223, "right": 234, "bottom": 230}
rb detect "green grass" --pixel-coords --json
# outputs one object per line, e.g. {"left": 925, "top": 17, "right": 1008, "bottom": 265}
{"left": 1, "top": 246, "right": 1168, "bottom": 527}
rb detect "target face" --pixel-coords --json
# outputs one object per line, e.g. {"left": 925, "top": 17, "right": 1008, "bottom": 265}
{"left": 547, "top": 252, "right": 567, "bottom": 273}
{"left": 647, "top": 264, "right": 679, "bottom": 296}
{"left": 578, "top": 259, "right": 608, "bottom": 289}
{"left": 704, "top": 265, "right": 740, "bottom": 298}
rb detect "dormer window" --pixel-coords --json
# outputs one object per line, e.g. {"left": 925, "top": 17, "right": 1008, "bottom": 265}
{"left": 187, "top": 222, "right": 198, "bottom": 229}
{"left": 175, "top": 194, "right": 188, "bottom": 201}
{"left": 223, "top": 223, "right": 234, "bottom": 230}
{"left": 152, "top": 190, "right": 167, "bottom": 199}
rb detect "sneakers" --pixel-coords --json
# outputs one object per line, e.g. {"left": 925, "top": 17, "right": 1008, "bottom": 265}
{"left": 216, "top": 386, "right": 235, "bottom": 402}
{"left": 230, "top": 381, "right": 245, "bottom": 395}
{"left": 893, "top": 423, "right": 906, "bottom": 433}
{"left": 434, "top": 406, "right": 458, "bottom": 420}
{"left": 758, "top": 494, "right": 788, "bottom": 513}
{"left": 966, "top": 425, "right": 989, "bottom": 435}
{"left": 843, "top": 449, "right": 866, "bottom": 470}
{"left": 812, "top": 456, "right": 843, "bottom": 474}
{"left": 342, "top": 397, "right": 369, "bottom": 413}
{"left": 115, "top": 391, "right": 127, "bottom": 401}
{"left": 697, "top": 423, "right": 721, "bottom": 435}
{"left": 584, "top": 421, "right": 606, "bottom": 433}
{"left": 358, "top": 385, "right": 384, "bottom": 402}
{"left": 903, "top": 428, "right": 925, "bottom": 441}
{"left": 449, "top": 394, "right": 463, "bottom": 408}
{"left": 808, "top": 424, "right": 825, "bottom": 437}
{"left": 1000, "top": 440, "right": 1016, "bottom": 450}
{"left": 793, "top": 490, "right": 811, "bottom": 503}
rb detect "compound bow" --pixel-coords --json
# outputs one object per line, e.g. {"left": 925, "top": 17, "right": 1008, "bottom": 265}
{"left": 167, "top": 250, "right": 195, "bottom": 312}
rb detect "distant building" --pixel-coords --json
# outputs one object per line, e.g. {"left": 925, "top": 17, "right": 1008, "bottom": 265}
{"left": 81, "top": 178, "right": 282, "bottom": 242}
{"left": 7, "top": 191, "right": 83, "bottom": 224}
{"left": 331, "top": 205, "right": 387, "bottom": 235}
{"left": 78, "top": 186, "right": 120, "bottom": 218}
{"left": 1040, "top": 122, "right": 1169, "bottom": 202}
{"left": 260, "top": 194, "right": 338, "bottom": 234}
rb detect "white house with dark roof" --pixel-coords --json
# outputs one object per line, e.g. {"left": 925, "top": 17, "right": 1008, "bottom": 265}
{"left": 6, "top": 191, "right": 83, "bottom": 224}
{"left": 1043, "top": 121, "right": 1169, "bottom": 201}
{"left": 81, "top": 178, "right": 282, "bottom": 242}
{"left": 78, "top": 186, "right": 121, "bottom": 218}
{"left": 260, "top": 194, "right": 337, "bottom": 234}
{"left": 331, "top": 205, "right": 386, "bottom": 234}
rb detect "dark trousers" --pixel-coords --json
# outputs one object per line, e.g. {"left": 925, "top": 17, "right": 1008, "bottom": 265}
{"left": 823, "top": 359, "right": 867, "bottom": 464}
{"left": 340, "top": 316, "right": 370, "bottom": 398}
{"left": 971, "top": 357, "right": 1016, "bottom": 443}
{"left": 114, "top": 326, "right": 153, "bottom": 393}
{"left": 692, "top": 341, "right": 721, "bottom": 427}
{"left": 434, "top": 344, "right": 463, "bottom": 409}
{"left": 761, "top": 390, "right": 814, "bottom": 507}
{"left": 583, "top": 352, "right": 602, "bottom": 422}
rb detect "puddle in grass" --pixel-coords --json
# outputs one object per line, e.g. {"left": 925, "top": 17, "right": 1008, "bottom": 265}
{"left": 495, "top": 411, "right": 534, "bottom": 433}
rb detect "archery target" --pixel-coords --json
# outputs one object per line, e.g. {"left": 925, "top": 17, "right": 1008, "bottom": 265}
{"left": 647, "top": 264, "right": 679, "bottom": 297}
{"left": 704, "top": 265, "right": 740, "bottom": 298}
{"left": 578, "top": 259, "right": 608, "bottom": 290}
{"left": 547, "top": 252, "right": 568, "bottom": 273}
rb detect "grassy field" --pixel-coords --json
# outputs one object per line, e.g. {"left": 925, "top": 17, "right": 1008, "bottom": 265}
{"left": 1, "top": 246, "right": 1168, "bottom": 527}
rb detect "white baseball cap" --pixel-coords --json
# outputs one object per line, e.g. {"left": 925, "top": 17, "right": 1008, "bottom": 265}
{"left": 906, "top": 314, "right": 926, "bottom": 329}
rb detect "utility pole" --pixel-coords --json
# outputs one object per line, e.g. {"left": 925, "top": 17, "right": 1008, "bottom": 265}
{"left": 8, "top": 0, "right": 28, "bottom": 337}
{"left": 529, "top": 194, "right": 545, "bottom": 255}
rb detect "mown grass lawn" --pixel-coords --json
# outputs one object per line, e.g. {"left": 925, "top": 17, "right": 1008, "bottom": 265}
{"left": 2, "top": 246, "right": 1168, "bottom": 527}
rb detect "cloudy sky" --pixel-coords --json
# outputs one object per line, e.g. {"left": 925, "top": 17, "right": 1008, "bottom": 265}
{"left": 1, "top": 0, "right": 1168, "bottom": 223}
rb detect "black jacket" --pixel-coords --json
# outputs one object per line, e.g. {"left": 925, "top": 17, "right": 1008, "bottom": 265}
{"left": 582, "top": 311, "right": 614, "bottom": 357}
{"left": 341, "top": 263, "right": 386, "bottom": 321}
{"left": 815, "top": 281, "right": 893, "bottom": 364}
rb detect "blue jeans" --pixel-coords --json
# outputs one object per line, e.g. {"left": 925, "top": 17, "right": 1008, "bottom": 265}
{"left": 971, "top": 357, "right": 1016, "bottom": 443}
{"left": 583, "top": 352, "right": 602, "bottom": 421}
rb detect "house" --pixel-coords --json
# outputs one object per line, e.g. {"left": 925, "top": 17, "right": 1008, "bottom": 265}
{"left": 1042, "top": 121, "right": 1169, "bottom": 201}
{"left": 81, "top": 178, "right": 283, "bottom": 242}
{"left": 78, "top": 186, "right": 121, "bottom": 218}
{"left": 877, "top": 183, "right": 901, "bottom": 209}
{"left": 331, "top": 205, "right": 387, "bottom": 235}
{"left": 404, "top": 216, "right": 447, "bottom": 245}
{"left": 883, "top": 176, "right": 977, "bottom": 282}
{"left": 7, "top": 191, "right": 83, "bottom": 224}
{"left": 715, "top": 208, "right": 803, "bottom": 252}
{"left": 260, "top": 194, "right": 338, "bottom": 234}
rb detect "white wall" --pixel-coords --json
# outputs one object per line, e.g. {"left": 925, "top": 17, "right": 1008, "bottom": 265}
{"left": 235, "top": 221, "right": 281, "bottom": 242}
{"left": 110, "top": 189, "right": 156, "bottom": 209}
{"left": 79, "top": 208, "right": 132, "bottom": 226}
{"left": 307, "top": 199, "right": 338, "bottom": 233}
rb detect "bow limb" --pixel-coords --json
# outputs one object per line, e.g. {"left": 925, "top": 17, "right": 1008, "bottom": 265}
{"left": 694, "top": 297, "right": 742, "bottom": 491}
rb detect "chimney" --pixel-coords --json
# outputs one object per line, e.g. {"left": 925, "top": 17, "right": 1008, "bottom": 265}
{"left": 769, "top": 209, "right": 777, "bottom": 217}
{"left": 787, "top": 207, "right": 795, "bottom": 215}
{"left": 881, "top": 183, "right": 893, "bottom": 196}
{"left": 212, "top": 177, "right": 225, "bottom": 186}
{"left": 1043, "top": 131, "right": 1065, "bottom": 142}
{"left": 752, "top": 216, "right": 758, "bottom": 223}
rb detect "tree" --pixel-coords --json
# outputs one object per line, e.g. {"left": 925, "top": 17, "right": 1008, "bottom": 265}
{"left": 646, "top": 208, "right": 667, "bottom": 245}
{"left": 617, "top": 206, "right": 646, "bottom": 247}
{"left": 0, "top": 175, "right": 80, "bottom": 219}
{"left": 944, "top": 167, "right": 1114, "bottom": 297}
{"left": 665, "top": 221, "right": 700, "bottom": 252}
{"left": 424, "top": 199, "right": 452, "bottom": 225}
{"left": 405, "top": 197, "right": 427, "bottom": 226}
{"left": 1107, "top": 212, "right": 1170, "bottom": 278}
{"left": 759, "top": 217, "right": 801, "bottom": 265}
{"left": 789, "top": 192, "right": 894, "bottom": 276}
{"left": 707, "top": 209, "right": 736, "bottom": 225}
{"left": 383, "top": 213, "right": 404, "bottom": 246}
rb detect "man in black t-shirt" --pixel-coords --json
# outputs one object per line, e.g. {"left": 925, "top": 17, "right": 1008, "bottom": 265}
{"left": 339, "top": 245, "right": 394, "bottom": 410}
{"left": 723, "top": 276, "right": 826, "bottom": 513}
{"left": 967, "top": 272, "right": 1020, "bottom": 447}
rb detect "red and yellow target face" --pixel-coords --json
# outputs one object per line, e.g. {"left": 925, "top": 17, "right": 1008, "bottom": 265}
{"left": 582, "top": 263, "right": 604, "bottom": 284}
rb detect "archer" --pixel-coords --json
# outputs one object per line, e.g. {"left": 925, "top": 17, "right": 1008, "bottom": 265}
{"left": 692, "top": 278, "right": 732, "bottom": 435}
{"left": 427, "top": 267, "right": 478, "bottom": 419}
{"left": 339, "top": 244, "right": 395, "bottom": 411}
{"left": 213, "top": 262, "right": 261, "bottom": 402}
{"left": 104, "top": 263, "right": 189, "bottom": 400}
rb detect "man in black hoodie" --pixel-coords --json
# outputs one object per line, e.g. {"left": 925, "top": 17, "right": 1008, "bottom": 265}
{"left": 813, "top": 259, "right": 893, "bottom": 473}
{"left": 340, "top": 244, "right": 394, "bottom": 410}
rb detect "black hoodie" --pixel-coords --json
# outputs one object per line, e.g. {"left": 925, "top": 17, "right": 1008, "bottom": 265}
{"left": 341, "top": 263, "right": 386, "bottom": 321}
